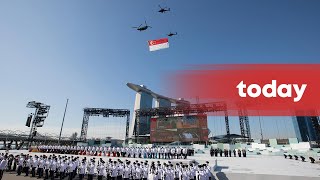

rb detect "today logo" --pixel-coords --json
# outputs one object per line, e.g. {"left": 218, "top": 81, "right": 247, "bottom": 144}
{"left": 236, "top": 80, "right": 307, "bottom": 102}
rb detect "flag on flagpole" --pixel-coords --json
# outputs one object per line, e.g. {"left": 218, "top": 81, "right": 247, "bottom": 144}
{"left": 148, "top": 38, "right": 169, "bottom": 51}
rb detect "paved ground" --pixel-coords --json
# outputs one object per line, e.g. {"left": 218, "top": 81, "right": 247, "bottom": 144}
{"left": 3, "top": 171, "right": 320, "bottom": 180}
{"left": 215, "top": 173, "right": 320, "bottom": 180}
{"left": 195, "top": 155, "right": 320, "bottom": 178}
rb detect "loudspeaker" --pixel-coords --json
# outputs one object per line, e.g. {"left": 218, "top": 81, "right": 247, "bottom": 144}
{"left": 26, "top": 115, "right": 32, "bottom": 127}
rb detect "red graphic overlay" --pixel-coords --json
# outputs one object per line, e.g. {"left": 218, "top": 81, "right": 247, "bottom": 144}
{"left": 150, "top": 115, "right": 208, "bottom": 143}
{"left": 169, "top": 64, "right": 320, "bottom": 116}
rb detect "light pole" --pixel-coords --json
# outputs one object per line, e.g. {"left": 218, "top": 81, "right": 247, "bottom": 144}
{"left": 58, "top": 99, "right": 69, "bottom": 145}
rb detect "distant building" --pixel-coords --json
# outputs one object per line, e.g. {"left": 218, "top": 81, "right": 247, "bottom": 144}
{"left": 292, "top": 116, "right": 318, "bottom": 142}
{"left": 127, "top": 83, "right": 189, "bottom": 138}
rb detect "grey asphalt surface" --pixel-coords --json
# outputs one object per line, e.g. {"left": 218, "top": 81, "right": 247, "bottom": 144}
{"left": 3, "top": 171, "right": 319, "bottom": 180}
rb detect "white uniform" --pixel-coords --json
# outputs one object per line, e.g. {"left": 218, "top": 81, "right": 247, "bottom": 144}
{"left": 60, "top": 162, "right": 66, "bottom": 172}
{"left": 88, "top": 163, "right": 95, "bottom": 175}
{"left": 123, "top": 165, "right": 131, "bottom": 179}
{"left": 111, "top": 165, "right": 118, "bottom": 178}
{"left": 79, "top": 163, "right": 86, "bottom": 175}
{"left": 134, "top": 167, "right": 142, "bottom": 179}
{"left": 97, "top": 164, "right": 105, "bottom": 176}
{"left": 0, "top": 159, "right": 8, "bottom": 170}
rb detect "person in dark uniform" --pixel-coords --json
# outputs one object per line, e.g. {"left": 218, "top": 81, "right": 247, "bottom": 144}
{"left": 238, "top": 149, "right": 241, "bottom": 157}
{"left": 233, "top": 149, "right": 236, "bottom": 157}
{"left": 229, "top": 149, "right": 232, "bottom": 157}
{"left": 13, "top": 155, "right": 18, "bottom": 172}
{"left": 219, "top": 149, "right": 223, "bottom": 157}
{"left": 242, "top": 149, "right": 247, "bottom": 157}
{"left": 224, "top": 149, "right": 227, "bottom": 157}
{"left": 214, "top": 149, "right": 218, "bottom": 157}
{"left": 7, "top": 155, "right": 13, "bottom": 172}
{"left": 210, "top": 148, "right": 213, "bottom": 157}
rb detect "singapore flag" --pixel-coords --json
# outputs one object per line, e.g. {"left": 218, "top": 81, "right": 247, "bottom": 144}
{"left": 148, "top": 38, "right": 169, "bottom": 51}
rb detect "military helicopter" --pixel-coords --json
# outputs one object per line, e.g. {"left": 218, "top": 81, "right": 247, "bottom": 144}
{"left": 132, "top": 21, "right": 152, "bottom": 31}
{"left": 158, "top": 5, "right": 170, "bottom": 13}
{"left": 167, "top": 32, "right": 178, "bottom": 37}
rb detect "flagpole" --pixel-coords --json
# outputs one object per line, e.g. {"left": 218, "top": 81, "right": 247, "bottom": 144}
{"left": 58, "top": 99, "right": 69, "bottom": 145}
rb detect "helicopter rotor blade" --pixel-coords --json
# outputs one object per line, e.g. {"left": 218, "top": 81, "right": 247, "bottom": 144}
{"left": 132, "top": 23, "right": 142, "bottom": 29}
{"left": 158, "top": 5, "right": 162, "bottom": 9}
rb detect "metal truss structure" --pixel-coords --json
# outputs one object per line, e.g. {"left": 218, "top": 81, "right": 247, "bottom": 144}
{"left": 0, "top": 129, "right": 73, "bottom": 150}
{"left": 133, "top": 102, "right": 245, "bottom": 143}
{"left": 26, "top": 101, "right": 50, "bottom": 147}
{"left": 79, "top": 108, "right": 130, "bottom": 143}
{"left": 238, "top": 109, "right": 251, "bottom": 141}
{"left": 310, "top": 116, "right": 320, "bottom": 145}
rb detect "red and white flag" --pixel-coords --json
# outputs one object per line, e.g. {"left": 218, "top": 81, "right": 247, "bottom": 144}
{"left": 148, "top": 38, "right": 169, "bottom": 51}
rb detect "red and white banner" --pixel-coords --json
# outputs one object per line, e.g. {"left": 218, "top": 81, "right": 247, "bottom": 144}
{"left": 148, "top": 38, "right": 169, "bottom": 51}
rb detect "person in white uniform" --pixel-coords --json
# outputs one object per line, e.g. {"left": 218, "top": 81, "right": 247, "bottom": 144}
{"left": 78, "top": 160, "right": 86, "bottom": 180}
{"left": 87, "top": 160, "right": 95, "bottom": 180}
{"left": 123, "top": 161, "right": 131, "bottom": 180}
{"left": 0, "top": 155, "right": 8, "bottom": 180}
{"left": 97, "top": 160, "right": 105, "bottom": 180}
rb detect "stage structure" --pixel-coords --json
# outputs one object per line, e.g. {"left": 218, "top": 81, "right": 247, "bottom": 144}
{"left": 134, "top": 102, "right": 240, "bottom": 143}
{"left": 128, "top": 82, "right": 251, "bottom": 143}
{"left": 26, "top": 101, "right": 50, "bottom": 147}
{"left": 79, "top": 108, "right": 130, "bottom": 143}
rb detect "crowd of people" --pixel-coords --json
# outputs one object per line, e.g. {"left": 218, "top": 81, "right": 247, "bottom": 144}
{"left": 0, "top": 152, "right": 213, "bottom": 180}
{"left": 38, "top": 145, "right": 193, "bottom": 160}
{"left": 209, "top": 148, "right": 247, "bottom": 157}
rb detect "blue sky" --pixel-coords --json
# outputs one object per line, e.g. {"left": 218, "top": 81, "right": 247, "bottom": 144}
{"left": 0, "top": 0, "right": 319, "bottom": 139}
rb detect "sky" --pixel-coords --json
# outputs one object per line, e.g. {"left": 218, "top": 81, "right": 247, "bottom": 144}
{"left": 0, "top": 0, "right": 319, "bottom": 139}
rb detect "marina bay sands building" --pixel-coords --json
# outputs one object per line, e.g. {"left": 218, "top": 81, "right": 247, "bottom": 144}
{"left": 127, "top": 83, "right": 189, "bottom": 138}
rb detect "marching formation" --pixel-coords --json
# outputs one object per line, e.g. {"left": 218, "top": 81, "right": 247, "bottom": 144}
{"left": 38, "top": 145, "right": 192, "bottom": 160}
{"left": 209, "top": 148, "right": 247, "bottom": 158}
{"left": 0, "top": 152, "right": 213, "bottom": 180}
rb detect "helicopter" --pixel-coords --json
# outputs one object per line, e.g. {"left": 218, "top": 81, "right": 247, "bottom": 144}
{"left": 167, "top": 32, "right": 178, "bottom": 37}
{"left": 158, "top": 5, "right": 170, "bottom": 13}
{"left": 132, "top": 21, "right": 152, "bottom": 31}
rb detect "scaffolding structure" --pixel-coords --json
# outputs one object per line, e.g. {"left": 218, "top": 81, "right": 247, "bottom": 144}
{"left": 310, "top": 116, "right": 320, "bottom": 145}
{"left": 26, "top": 101, "right": 50, "bottom": 148}
{"left": 79, "top": 108, "right": 130, "bottom": 143}
{"left": 238, "top": 109, "right": 251, "bottom": 141}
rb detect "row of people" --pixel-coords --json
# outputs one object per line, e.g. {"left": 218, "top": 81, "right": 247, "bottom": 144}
{"left": 38, "top": 145, "right": 191, "bottom": 159}
{"left": 1, "top": 153, "right": 213, "bottom": 180}
{"left": 209, "top": 148, "right": 247, "bottom": 157}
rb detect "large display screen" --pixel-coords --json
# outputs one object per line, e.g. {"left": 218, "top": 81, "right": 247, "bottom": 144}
{"left": 150, "top": 115, "right": 208, "bottom": 143}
